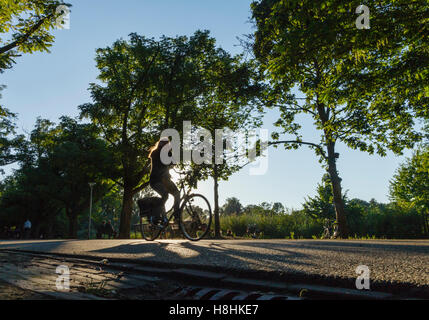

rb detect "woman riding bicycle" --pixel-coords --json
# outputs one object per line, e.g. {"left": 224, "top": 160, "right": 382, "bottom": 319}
{"left": 148, "top": 137, "right": 180, "bottom": 221}
{"left": 139, "top": 137, "right": 212, "bottom": 241}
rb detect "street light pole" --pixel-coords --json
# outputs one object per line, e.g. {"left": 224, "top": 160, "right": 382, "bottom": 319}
{"left": 88, "top": 182, "right": 96, "bottom": 239}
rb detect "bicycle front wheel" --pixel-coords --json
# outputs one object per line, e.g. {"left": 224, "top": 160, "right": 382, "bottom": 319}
{"left": 140, "top": 216, "right": 162, "bottom": 241}
{"left": 180, "top": 194, "right": 212, "bottom": 241}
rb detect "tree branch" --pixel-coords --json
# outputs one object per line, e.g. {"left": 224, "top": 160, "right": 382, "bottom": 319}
{"left": 0, "top": 14, "right": 52, "bottom": 55}
{"left": 133, "top": 180, "right": 150, "bottom": 193}
{"left": 268, "top": 140, "right": 327, "bottom": 159}
{"left": 111, "top": 178, "right": 124, "bottom": 188}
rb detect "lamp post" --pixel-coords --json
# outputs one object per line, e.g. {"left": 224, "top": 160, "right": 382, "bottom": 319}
{"left": 88, "top": 182, "right": 96, "bottom": 239}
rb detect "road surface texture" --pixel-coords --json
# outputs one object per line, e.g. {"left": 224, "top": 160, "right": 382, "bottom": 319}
{"left": 0, "top": 251, "right": 301, "bottom": 300}
{"left": 0, "top": 250, "right": 196, "bottom": 299}
{"left": 0, "top": 239, "right": 428, "bottom": 298}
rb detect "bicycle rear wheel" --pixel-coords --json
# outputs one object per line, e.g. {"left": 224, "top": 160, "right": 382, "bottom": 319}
{"left": 180, "top": 194, "right": 212, "bottom": 241}
{"left": 140, "top": 216, "right": 162, "bottom": 241}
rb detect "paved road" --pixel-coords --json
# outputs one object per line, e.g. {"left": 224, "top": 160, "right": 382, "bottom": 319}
{"left": 0, "top": 251, "right": 302, "bottom": 300}
{"left": 1, "top": 239, "right": 428, "bottom": 294}
{"left": 0, "top": 251, "right": 192, "bottom": 300}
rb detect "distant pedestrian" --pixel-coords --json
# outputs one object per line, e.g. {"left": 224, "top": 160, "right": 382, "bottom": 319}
{"left": 23, "top": 219, "right": 32, "bottom": 239}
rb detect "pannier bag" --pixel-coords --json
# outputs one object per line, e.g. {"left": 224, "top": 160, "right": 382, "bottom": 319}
{"left": 137, "top": 197, "right": 165, "bottom": 219}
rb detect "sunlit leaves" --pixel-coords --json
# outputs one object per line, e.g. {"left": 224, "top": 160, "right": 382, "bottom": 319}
{"left": 251, "top": 0, "right": 425, "bottom": 159}
{"left": 390, "top": 147, "right": 429, "bottom": 219}
{"left": 0, "top": 0, "right": 71, "bottom": 72}
{"left": 0, "top": 107, "right": 24, "bottom": 170}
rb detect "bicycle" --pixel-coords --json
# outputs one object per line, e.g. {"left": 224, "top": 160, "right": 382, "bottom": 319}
{"left": 321, "top": 219, "right": 339, "bottom": 239}
{"left": 321, "top": 219, "right": 333, "bottom": 239}
{"left": 139, "top": 171, "right": 212, "bottom": 241}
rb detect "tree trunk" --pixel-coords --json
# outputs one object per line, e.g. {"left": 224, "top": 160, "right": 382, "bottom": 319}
{"left": 33, "top": 223, "right": 41, "bottom": 239}
{"left": 326, "top": 142, "right": 348, "bottom": 238}
{"left": 213, "top": 165, "right": 221, "bottom": 239}
{"left": 67, "top": 210, "right": 78, "bottom": 239}
{"left": 119, "top": 185, "right": 134, "bottom": 239}
{"left": 422, "top": 210, "right": 428, "bottom": 237}
{"left": 46, "top": 220, "right": 54, "bottom": 239}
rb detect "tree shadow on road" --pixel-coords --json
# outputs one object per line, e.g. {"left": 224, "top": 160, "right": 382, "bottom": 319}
{"left": 0, "top": 239, "right": 75, "bottom": 252}
{"left": 87, "top": 239, "right": 316, "bottom": 274}
{"left": 229, "top": 240, "right": 429, "bottom": 255}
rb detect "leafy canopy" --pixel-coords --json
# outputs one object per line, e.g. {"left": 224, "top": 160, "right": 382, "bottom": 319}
{"left": 185, "top": 48, "right": 263, "bottom": 187}
{"left": 0, "top": 0, "right": 71, "bottom": 71}
{"left": 0, "top": 106, "right": 24, "bottom": 171}
{"left": 80, "top": 31, "right": 227, "bottom": 193}
{"left": 251, "top": 0, "right": 424, "bottom": 158}
{"left": 303, "top": 174, "right": 346, "bottom": 221}
{"left": 390, "top": 147, "right": 429, "bottom": 213}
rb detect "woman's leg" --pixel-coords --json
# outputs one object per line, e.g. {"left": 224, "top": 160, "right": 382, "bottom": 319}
{"left": 150, "top": 180, "right": 169, "bottom": 203}
{"left": 151, "top": 177, "right": 180, "bottom": 216}
{"left": 158, "top": 176, "right": 180, "bottom": 217}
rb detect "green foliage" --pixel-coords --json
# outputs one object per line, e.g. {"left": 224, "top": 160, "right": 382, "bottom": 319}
{"left": 221, "top": 202, "right": 425, "bottom": 239}
{"left": 252, "top": 0, "right": 423, "bottom": 157}
{"left": 0, "top": 107, "right": 24, "bottom": 171}
{"left": 0, "top": 0, "right": 70, "bottom": 170}
{"left": 303, "top": 174, "right": 337, "bottom": 220}
{"left": 390, "top": 147, "right": 429, "bottom": 208}
{"left": 250, "top": 0, "right": 426, "bottom": 237}
{"left": 0, "top": 0, "right": 71, "bottom": 72}
{"left": 220, "top": 210, "right": 322, "bottom": 239}
{"left": 222, "top": 197, "right": 243, "bottom": 216}
{"left": 389, "top": 146, "right": 429, "bottom": 234}
{"left": 346, "top": 200, "right": 425, "bottom": 239}
{"left": 79, "top": 30, "right": 244, "bottom": 237}
{"left": 0, "top": 117, "right": 117, "bottom": 238}
{"left": 0, "top": 166, "right": 62, "bottom": 236}
{"left": 243, "top": 202, "right": 286, "bottom": 216}
{"left": 178, "top": 42, "right": 262, "bottom": 237}
{"left": 271, "top": 202, "right": 285, "bottom": 215}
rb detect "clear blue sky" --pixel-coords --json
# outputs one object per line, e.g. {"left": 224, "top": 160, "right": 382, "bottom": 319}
{"left": 1, "top": 0, "right": 413, "bottom": 210}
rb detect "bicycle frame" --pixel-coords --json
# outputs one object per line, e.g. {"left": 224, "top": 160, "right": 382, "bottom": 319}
{"left": 149, "top": 172, "right": 194, "bottom": 230}
{"left": 140, "top": 168, "right": 212, "bottom": 241}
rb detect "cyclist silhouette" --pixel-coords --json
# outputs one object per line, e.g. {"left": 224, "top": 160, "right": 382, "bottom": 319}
{"left": 148, "top": 137, "right": 180, "bottom": 220}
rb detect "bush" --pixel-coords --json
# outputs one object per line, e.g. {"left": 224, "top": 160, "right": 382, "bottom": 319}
{"left": 220, "top": 211, "right": 323, "bottom": 239}
{"left": 219, "top": 205, "right": 426, "bottom": 239}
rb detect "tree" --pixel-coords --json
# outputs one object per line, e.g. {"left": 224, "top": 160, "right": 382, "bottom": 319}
{"left": 0, "top": 107, "right": 23, "bottom": 171}
{"left": 11, "top": 117, "right": 118, "bottom": 238}
{"left": 45, "top": 117, "right": 117, "bottom": 237}
{"left": 272, "top": 202, "right": 285, "bottom": 215}
{"left": 303, "top": 174, "right": 342, "bottom": 221}
{"left": 251, "top": 0, "right": 424, "bottom": 237}
{"left": 390, "top": 147, "right": 429, "bottom": 235}
{"left": 80, "top": 31, "right": 225, "bottom": 238}
{"left": 355, "top": 1, "right": 428, "bottom": 121}
{"left": 0, "top": 1, "right": 70, "bottom": 163}
{"left": 259, "top": 202, "right": 272, "bottom": 214}
{"left": 0, "top": 0, "right": 71, "bottom": 72}
{"left": 0, "top": 117, "right": 66, "bottom": 236}
{"left": 0, "top": 164, "right": 62, "bottom": 237}
{"left": 222, "top": 197, "right": 243, "bottom": 216}
{"left": 185, "top": 51, "right": 262, "bottom": 238}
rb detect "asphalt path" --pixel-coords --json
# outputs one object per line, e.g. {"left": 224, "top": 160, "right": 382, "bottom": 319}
{"left": 1, "top": 239, "right": 428, "bottom": 294}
